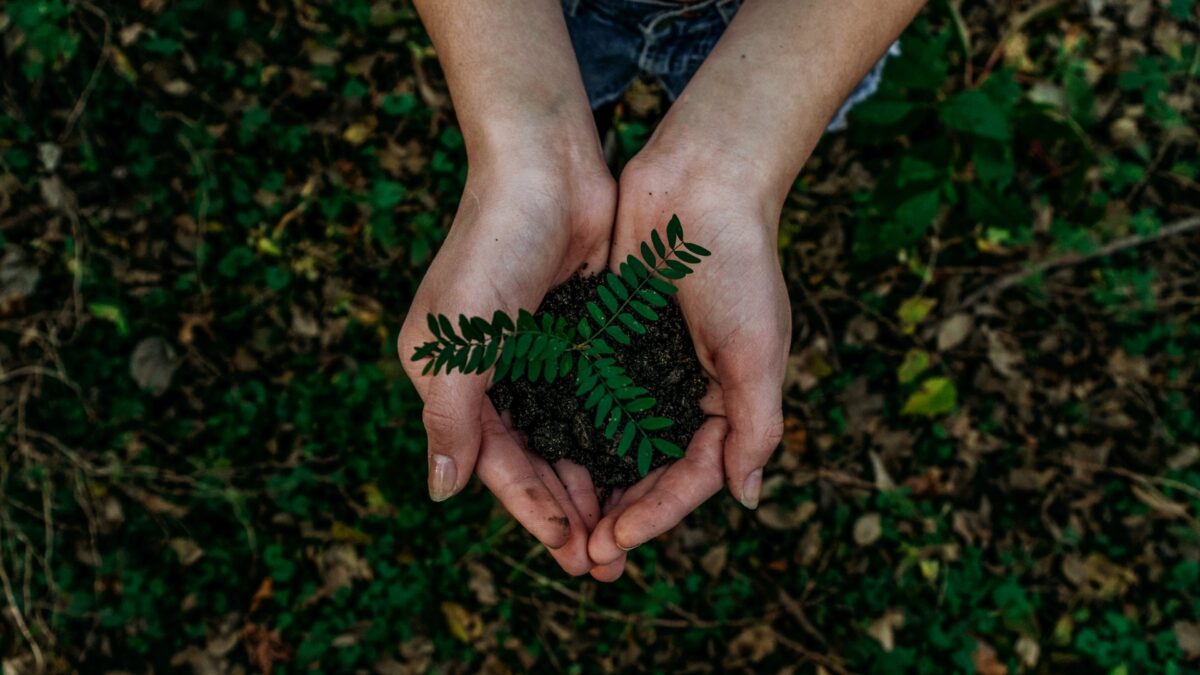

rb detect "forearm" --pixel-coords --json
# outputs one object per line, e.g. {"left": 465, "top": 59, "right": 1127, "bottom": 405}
{"left": 413, "top": 0, "right": 601, "bottom": 166}
{"left": 643, "top": 0, "right": 926, "bottom": 208}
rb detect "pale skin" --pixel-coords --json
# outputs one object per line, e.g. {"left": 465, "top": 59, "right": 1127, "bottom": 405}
{"left": 398, "top": 0, "right": 926, "bottom": 580}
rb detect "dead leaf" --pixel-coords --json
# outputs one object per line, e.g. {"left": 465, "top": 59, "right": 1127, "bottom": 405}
{"left": 725, "top": 624, "right": 777, "bottom": 666}
{"left": 1015, "top": 636, "right": 1040, "bottom": 668}
{"left": 868, "top": 609, "right": 905, "bottom": 652}
{"left": 972, "top": 639, "right": 1007, "bottom": 675}
{"left": 1175, "top": 621, "right": 1200, "bottom": 660}
{"left": 130, "top": 337, "right": 180, "bottom": 395}
{"left": 169, "top": 538, "right": 204, "bottom": 566}
{"left": 936, "top": 313, "right": 973, "bottom": 351}
{"left": 757, "top": 501, "right": 817, "bottom": 531}
{"left": 241, "top": 623, "right": 293, "bottom": 675}
{"left": 1131, "top": 484, "right": 1189, "bottom": 519}
{"left": 853, "top": 513, "right": 883, "bottom": 546}
{"left": 467, "top": 562, "right": 498, "bottom": 606}
{"left": 0, "top": 247, "right": 40, "bottom": 308}
{"left": 701, "top": 544, "right": 728, "bottom": 577}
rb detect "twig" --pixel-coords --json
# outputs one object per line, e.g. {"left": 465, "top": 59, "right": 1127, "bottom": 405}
{"left": 953, "top": 215, "right": 1200, "bottom": 314}
{"left": 60, "top": 0, "right": 112, "bottom": 143}
{"left": 0, "top": 520, "right": 45, "bottom": 672}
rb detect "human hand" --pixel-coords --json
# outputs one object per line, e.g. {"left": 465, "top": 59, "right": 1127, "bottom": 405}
{"left": 586, "top": 149, "right": 791, "bottom": 580}
{"left": 398, "top": 146, "right": 616, "bottom": 575}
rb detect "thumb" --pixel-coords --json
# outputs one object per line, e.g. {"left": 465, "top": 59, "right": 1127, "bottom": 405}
{"left": 420, "top": 374, "right": 487, "bottom": 502}
{"left": 720, "top": 370, "right": 785, "bottom": 510}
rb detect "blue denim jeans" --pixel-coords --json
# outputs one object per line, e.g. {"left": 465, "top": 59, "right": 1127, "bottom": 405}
{"left": 562, "top": 0, "right": 899, "bottom": 131}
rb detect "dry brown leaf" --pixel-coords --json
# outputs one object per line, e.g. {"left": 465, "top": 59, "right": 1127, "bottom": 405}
{"left": 867, "top": 609, "right": 905, "bottom": 652}
{"left": 972, "top": 639, "right": 1007, "bottom": 675}
{"left": 853, "top": 513, "right": 883, "bottom": 546}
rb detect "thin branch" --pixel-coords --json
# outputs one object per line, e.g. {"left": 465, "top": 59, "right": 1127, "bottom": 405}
{"left": 953, "top": 215, "right": 1200, "bottom": 314}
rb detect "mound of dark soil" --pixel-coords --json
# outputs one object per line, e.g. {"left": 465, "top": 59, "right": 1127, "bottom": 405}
{"left": 488, "top": 274, "right": 707, "bottom": 489}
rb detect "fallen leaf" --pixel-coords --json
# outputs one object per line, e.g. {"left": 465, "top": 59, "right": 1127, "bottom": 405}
{"left": 972, "top": 639, "right": 1007, "bottom": 675}
{"left": 1175, "top": 621, "right": 1200, "bottom": 660}
{"left": 467, "top": 562, "right": 498, "bottom": 606}
{"left": 853, "top": 513, "right": 883, "bottom": 546}
{"left": 868, "top": 609, "right": 905, "bottom": 652}
{"left": 441, "top": 602, "right": 483, "bottom": 643}
{"left": 937, "top": 313, "right": 973, "bottom": 351}
{"left": 701, "top": 544, "right": 728, "bottom": 577}
{"left": 130, "top": 337, "right": 180, "bottom": 395}
{"left": 725, "top": 624, "right": 777, "bottom": 666}
{"left": 901, "top": 377, "right": 958, "bottom": 417}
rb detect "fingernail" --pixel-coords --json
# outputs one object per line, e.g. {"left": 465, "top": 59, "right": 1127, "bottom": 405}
{"left": 740, "top": 469, "right": 763, "bottom": 510}
{"left": 617, "top": 541, "right": 638, "bottom": 552}
{"left": 429, "top": 453, "right": 457, "bottom": 502}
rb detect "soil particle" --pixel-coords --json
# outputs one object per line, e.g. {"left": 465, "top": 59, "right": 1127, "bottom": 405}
{"left": 488, "top": 274, "right": 707, "bottom": 489}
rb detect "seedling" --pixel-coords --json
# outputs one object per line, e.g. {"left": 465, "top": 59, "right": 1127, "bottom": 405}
{"left": 410, "top": 215, "right": 710, "bottom": 476}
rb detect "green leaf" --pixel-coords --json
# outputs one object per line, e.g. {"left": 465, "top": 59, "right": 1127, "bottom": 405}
{"left": 630, "top": 300, "right": 659, "bottom": 321}
{"left": 615, "top": 386, "right": 648, "bottom": 399}
{"left": 667, "top": 215, "right": 683, "bottom": 247}
{"left": 438, "top": 315, "right": 459, "bottom": 344}
{"left": 617, "top": 421, "right": 637, "bottom": 457}
{"left": 427, "top": 314, "right": 441, "bottom": 338}
{"left": 575, "top": 372, "right": 598, "bottom": 397}
{"left": 434, "top": 348, "right": 453, "bottom": 375}
{"left": 586, "top": 302, "right": 606, "bottom": 326}
{"left": 459, "top": 314, "right": 482, "bottom": 341}
{"left": 684, "top": 242, "right": 711, "bottom": 257}
{"left": 640, "top": 417, "right": 673, "bottom": 431}
{"left": 897, "top": 349, "right": 931, "bottom": 384}
{"left": 651, "top": 229, "right": 667, "bottom": 258}
{"left": 597, "top": 285, "right": 618, "bottom": 312}
{"left": 465, "top": 344, "right": 484, "bottom": 372}
{"left": 410, "top": 342, "right": 438, "bottom": 361}
{"left": 595, "top": 396, "right": 613, "bottom": 429}
{"left": 627, "top": 255, "right": 650, "bottom": 279}
{"left": 527, "top": 355, "right": 543, "bottom": 382}
{"left": 627, "top": 397, "right": 656, "bottom": 413}
{"left": 675, "top": 250, "right": 700, "bottom": 264}
{"left": 901, "top": 377, "right": 958, "bottom": 417}
{"left": 605, "top": 325, "right": 630, "bottom": 345}
{"left": 584, "top": 386, "right": 605, "bottom": 409}
{"left": 638, "top": 289, "right": 668, "bottom": 308}
{"left": 578, "top": 317, "right": 593, "bottom": 338}
{"left": 605, "top": 272, "right": 629, "bottom": 300}
{"left": 651, "top": 438, "right": 684, "bottom": 457}
{"left": 940, "top": 89, "right": 1012, "bottom": 142}
{"left": 637, "top": 436, "right": 653, "bottom": 476}
{"left": 604, "top": 409, "right": 621, "bottom": 438}
{"left": 482, "top": 338, "right": 500, "bottom": 371}
{"left": 618, "top": 313, "right": 646, "bottom": 334}
{"left": 558, "top": 353, "right": 573, "bottom": 378}
{"left": 510, "top": 355, "right": 526, "bottom": 381}
{"left": 640, "top": 242, "right": 656, "bottom": 268}
{"left": 492, "top": 310, "right": 514, "bottom": 333}
{"left": 897, "top": 297, "right": 937, "bottom": 333}
{"left": 544, "top": 352, "right": 559, "bottom": 383}
{"left": 516, "top": 333, "right": 533, "bottom": 357}
{"left": 647, "top": 277, "right": 678, "bottom": 296}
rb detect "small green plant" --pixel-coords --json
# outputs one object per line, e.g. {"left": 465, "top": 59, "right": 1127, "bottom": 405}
{"left": 410, "top": 215, "right": 710, "bottom": 475}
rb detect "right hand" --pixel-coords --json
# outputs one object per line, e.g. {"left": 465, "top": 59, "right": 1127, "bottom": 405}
{"left": 398, "top": 147, "right": 616, "bottom": 575}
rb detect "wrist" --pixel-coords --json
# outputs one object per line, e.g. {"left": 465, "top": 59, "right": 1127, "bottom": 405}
{"left": 638, "top": 113, "right": 808, "bottom": 216}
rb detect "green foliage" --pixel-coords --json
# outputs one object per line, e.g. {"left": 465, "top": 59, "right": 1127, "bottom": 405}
{"left": 411, "top": 216, "right": 708, "bottom": 475}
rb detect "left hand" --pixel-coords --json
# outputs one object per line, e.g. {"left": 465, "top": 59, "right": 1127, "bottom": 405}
{"left": 586, "top": 147, "right": 792, "bottom": 581}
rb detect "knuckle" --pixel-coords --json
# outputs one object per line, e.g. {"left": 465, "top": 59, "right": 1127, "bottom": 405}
{"left": 421, "top": 403, "right": 460, "bottom": 440}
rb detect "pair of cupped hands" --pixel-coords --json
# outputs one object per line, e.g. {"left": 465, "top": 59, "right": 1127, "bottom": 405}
{"left": 398, "top": 135, "right": 791, "bottom": 581}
